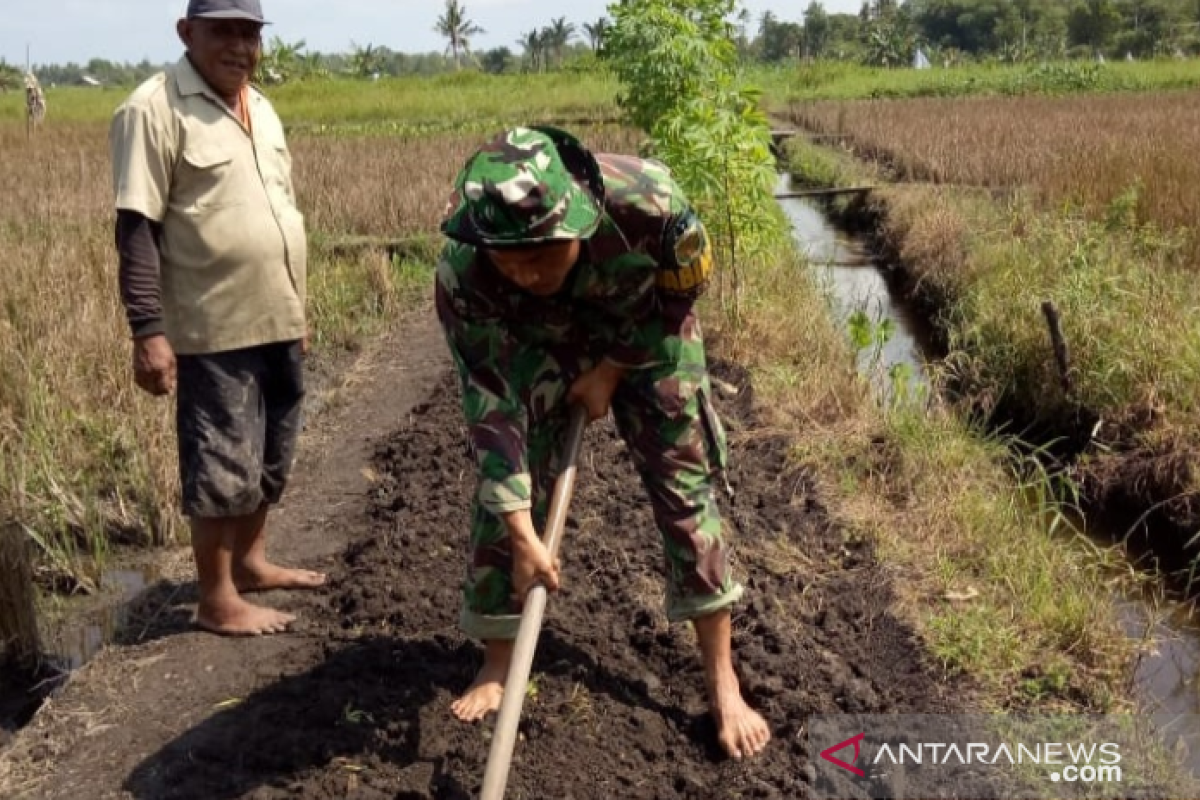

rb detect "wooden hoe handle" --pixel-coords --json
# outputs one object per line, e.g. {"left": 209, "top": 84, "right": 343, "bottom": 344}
{"left": 479, "top": 405, "right": 588, "bottom": 800}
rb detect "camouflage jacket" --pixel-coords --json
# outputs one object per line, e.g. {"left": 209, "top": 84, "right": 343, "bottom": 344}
{"left": 435, "top": 154, "right": 713, "bottom": 514}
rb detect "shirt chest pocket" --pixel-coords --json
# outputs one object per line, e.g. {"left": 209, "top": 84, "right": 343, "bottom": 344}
{"left": 256, "top": 134, "right": 295, "bottom": 205}
{"left": 177, "top": 145, "right": 244, "bottom": 212}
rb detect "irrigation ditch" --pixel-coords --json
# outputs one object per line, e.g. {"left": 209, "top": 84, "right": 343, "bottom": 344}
{"left": 772, "top": 143, "right": 1200, "bottom": 734}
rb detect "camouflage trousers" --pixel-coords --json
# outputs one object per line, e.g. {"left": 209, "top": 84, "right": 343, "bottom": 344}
{"left": 461, "top": 314, "right": 745, "bottom": 641}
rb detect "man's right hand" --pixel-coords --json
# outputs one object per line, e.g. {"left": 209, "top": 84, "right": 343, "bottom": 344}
{"left": 132, "top": 334, "right": 176, "bottom": 396}
{"left": 504, "top": 511, "right": 561, "bottom": 603}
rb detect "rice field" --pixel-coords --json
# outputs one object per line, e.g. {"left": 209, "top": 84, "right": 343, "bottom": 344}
{"left": 789, "top": 91, "right": 1200, "bottom": 267}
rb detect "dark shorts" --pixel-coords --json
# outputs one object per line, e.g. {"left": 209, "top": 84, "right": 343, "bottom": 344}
{"left": 176, "top": 341, "right": 305, "bottom": 519}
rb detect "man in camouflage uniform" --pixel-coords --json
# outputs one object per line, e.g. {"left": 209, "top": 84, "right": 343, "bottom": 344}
{"left": 435, "top": 126, "right": 770, "bottom": 760}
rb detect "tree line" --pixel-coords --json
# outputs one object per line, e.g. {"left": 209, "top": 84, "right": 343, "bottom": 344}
{"left": 3, "top": 0, "right": 1198, "bottom": 90}
{"left": 753, "top": 0, "right": 1200, "bottom": 65}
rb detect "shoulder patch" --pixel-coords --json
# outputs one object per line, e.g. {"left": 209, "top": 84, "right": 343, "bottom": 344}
{"left": 656, "top": 210, "right": 713, "bottom": 299}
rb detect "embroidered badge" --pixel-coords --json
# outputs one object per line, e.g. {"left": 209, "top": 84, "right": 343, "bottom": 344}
{"left": 657, "top": 212, "right": 713, "bottom": 298}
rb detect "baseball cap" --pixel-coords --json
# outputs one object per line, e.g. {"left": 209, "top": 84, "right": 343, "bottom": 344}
{"left": 186, "top": 0, "right": 269, "bottom": 24}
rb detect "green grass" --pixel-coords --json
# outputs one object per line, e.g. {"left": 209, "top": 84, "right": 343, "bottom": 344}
{"left": 10, "top": 59, "right": 1200, "bottom": 130}
{"left": 785, "top": 375, "right": 1130, "bottom": 708}
{"left": 954, "top": 205, "right": 1200, "bottom": 419}
{"left": 1, "top": 71, "right": 620, "bottom": 128}
{"left": 308, "top": 250, "right": 436, "bottom": 352}
{"left": 754, "top": 58, "right": 1200, "bottom": 105}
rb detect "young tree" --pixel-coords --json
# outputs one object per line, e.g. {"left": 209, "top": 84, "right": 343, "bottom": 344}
{"left": 435, "top": 0, "right": 485, "bottom": 69}
{"left": 864, "top": 5, "right": 916, "bottom": 66}
{"left": 604, "top": 0, "right": 783, "bottom": 321}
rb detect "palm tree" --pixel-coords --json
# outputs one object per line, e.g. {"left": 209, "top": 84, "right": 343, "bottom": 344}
{"left": 583, "top": 17, "right": 610, "bottom": 51}
{"left": 544, "top": 17, "right": 576, "bottom": 68}
{"left": 518, "top": 29, "right": 546, "bottom": 72}
{"left": 435, "top": 0, "right": 485, "bottom": 70}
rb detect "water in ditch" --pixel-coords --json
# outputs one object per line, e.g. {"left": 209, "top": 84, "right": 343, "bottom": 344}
{"left": 1, "top": 563, "right": 161, "bottom": 740}
{"left": 777, "top": 173, "right": 1200, "bottom": 761}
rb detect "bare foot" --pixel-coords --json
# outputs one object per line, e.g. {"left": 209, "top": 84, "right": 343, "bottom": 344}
{"left": 710, "top": 677, "right": 771, "bottom": 760}
{"left": 452, "top": 639, "right": 513, "bottom": 723}
{"left": 234, "top": 561, "right": 327, "bottom": 593}
{"left": 195, "top": 595, "right": 296, "bottom": 636}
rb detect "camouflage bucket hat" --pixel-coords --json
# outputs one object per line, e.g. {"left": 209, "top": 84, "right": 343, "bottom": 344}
{"left": 441, "top": 126, "right": 605, "bottom": 248}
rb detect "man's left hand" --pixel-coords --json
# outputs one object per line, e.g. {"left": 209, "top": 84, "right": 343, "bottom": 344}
{"left": 568, "top": 360, "right": 627, "bottom": 422}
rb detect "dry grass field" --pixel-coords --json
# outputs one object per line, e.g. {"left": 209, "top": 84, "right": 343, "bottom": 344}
{"left": 791, "top": 91, "right": 1200, "bottom": 266}
{"left": 0, "top": 119, "right": 640, "bottom": 585}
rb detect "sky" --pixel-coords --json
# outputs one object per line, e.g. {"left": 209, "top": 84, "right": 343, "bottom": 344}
{"left": 1, "top": 0, "right": 864, "bottom": 68}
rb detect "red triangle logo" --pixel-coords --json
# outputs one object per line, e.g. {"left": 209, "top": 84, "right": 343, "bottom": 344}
{"left": 820, "top": 732, "right": 866, "bottom": 777}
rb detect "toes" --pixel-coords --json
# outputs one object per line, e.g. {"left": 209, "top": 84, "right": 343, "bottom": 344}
{"left": 454, "top": 704, "right": 483, "bottom": 723}
{"left": 452, "top": 690, "right": 502, "bottom": 723}
{"left": 451, "top": 699, "right": 479, "bottom": 721}
{"left": 719, "top": 734, "right": 743, "bottom": 760}
{"left": 745, "top": 720, "right": 771, "bottom": 755}
{"left": 717, "top": 713, "right": 771, "bottom": 760}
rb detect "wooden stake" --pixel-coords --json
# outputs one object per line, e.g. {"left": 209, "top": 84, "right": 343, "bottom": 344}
{"left": 1041, "top": 300, "right": 1074, "bottom": 395}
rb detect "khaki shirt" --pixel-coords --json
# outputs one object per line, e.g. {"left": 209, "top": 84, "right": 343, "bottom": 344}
{"left": 109, "top": 57, "right": 306, "bottom": 355}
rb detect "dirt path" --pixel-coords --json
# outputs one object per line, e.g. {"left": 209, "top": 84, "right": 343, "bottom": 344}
{"left": 0, "top": 310, "right": 970, "bottom": 799}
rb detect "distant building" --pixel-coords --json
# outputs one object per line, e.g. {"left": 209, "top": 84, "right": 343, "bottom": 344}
{"left": 81, "top": 75, "right": 101, "bottom": 87}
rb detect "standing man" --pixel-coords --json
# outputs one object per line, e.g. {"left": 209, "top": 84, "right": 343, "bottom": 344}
{"left": 109, "top": 0, "right": 324, "bottom": 636}
{"left": 436, "top": 126, "right": 771, "bottom": 760}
